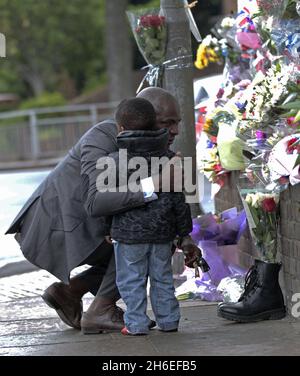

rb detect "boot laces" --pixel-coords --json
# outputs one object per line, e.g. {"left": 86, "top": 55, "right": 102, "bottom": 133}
{"left": 238, "top": 265, "right": 259, "bottom": 302}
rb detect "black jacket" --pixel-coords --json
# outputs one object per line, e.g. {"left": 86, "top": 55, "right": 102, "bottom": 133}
{"left": 103, "top": 128, "right": 193, "bottom": 244}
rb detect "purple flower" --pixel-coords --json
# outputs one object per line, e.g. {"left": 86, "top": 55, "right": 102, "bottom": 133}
{"left": 255, "top": 130, "right": 267, "bottom": 140}
{"left": 206, "top": 140, "right": 214, "bottom": 149}
{"left": 235, "top": 101, "right": 247, "bottom": 111}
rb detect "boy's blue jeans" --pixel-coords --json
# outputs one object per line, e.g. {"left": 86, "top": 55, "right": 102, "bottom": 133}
{"left": 113, "top": 241, "right": 180, "bottom": 334}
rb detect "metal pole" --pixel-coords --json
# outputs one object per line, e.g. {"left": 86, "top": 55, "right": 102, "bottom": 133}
{"left": 160, "top": 0, "right": 201, "bottom": 216}
{"left": 29, "top": 111, "right": 40, "bottom": 160}
{"left": 90, "top": 105, "right": 98, "bottom": 125}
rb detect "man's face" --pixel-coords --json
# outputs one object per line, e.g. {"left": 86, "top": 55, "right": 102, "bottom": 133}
{"left": 155, "top": 99, "right": 181, "bottom": 146}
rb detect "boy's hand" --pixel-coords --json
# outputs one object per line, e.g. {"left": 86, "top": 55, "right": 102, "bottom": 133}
{"left": 105, "top": 235, "right": 113, "bottom": 245}
{"left": 181, "top": 244, "right": 202, "bottom": 268}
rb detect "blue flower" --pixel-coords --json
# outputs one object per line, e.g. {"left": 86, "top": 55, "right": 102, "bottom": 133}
{"left": 206, "top": 140, "right": 214, "bottom": 149}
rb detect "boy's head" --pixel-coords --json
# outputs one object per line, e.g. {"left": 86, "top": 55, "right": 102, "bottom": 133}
{"left": 115, "top": 97, "right": 157, "bottom": 132}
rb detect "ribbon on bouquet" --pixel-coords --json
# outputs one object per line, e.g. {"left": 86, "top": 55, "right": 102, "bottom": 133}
{"left": 136, "top": 54, "right": 193, "bottom": 93}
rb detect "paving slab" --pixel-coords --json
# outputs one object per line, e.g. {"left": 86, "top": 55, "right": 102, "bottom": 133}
{"left": 1, "top": 270, "right": 300, "bottom": 356}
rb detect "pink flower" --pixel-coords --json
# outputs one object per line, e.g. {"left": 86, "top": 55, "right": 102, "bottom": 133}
{"left": 140, "top": 15, "right": 164, "bottom": 28}
{"left": 236, "top": 31, "right": 262, "bottom": 50}
{"left": 213, "top": 164, "right": 222, "bottom": 172}
{"left": 262, "top": 198, "right": 277, "bottom": 212}
{"left": 216, "top": 88, "right": 225, "bottom": 99}
{"left": 279, "top": 176, "right": 289, "bottom": 185}
{"left": 287, "top": 117, "right": 295, "bottom": 125}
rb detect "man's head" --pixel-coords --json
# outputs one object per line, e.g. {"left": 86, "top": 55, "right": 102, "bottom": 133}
{"left": 115, "top": 97, "right": 156, "bottom": 132}
{"left": 137, "top": 87, "right": 181, "bottom": 146}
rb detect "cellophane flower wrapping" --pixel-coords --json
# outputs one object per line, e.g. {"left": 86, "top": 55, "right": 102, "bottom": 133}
{"left": 238, "top": 175, "right": 280, "bottom": 263}
{"left": 268, "top": 133, "right": 300, "bottom": 186}
{"left": 271, "top": 18, "right": 300, "bottom": 65}
{"left": 127, "top": 8, "right": 167, "bottom": 89}
{"left": 190, "top": 207, "right": 247, "bottom": 246}
{"left": 217, "top": 120, "right": 246, "bottom": 171}
{"left": 256, "top": 0, "right": 289, "bottom": 18}
{"left": 175, "top": 208, "right": 248, "bottom": 302}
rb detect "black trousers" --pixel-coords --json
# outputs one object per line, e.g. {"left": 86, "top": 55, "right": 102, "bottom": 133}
{"left": 75, "top": 240, "right": 120, "bottom": 300}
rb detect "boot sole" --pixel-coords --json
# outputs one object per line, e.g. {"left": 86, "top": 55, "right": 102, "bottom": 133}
{"left": 81, "top": 327, "right": 104, "bottom": 335}
{"left": 81, "top": 321, "right": 156, "bottom": 335}
{"left": 217, "top": 307, "right": 286, "bottom": 323}
{"left": 41, "top": 291, "right": 81, "bottom": 330}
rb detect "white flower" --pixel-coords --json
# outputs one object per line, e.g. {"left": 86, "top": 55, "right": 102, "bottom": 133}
{"left": 221, "top": 17, "right": 235, "bottom": 29}
{"left": 251, "top": 193, "right": 262, "bottom": 208}
{"left": 245, "top": 194, "right": 253, "bottom": 205}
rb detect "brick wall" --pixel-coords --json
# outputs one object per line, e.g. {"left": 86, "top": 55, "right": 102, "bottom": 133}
{"left": 214, "top": 171, "right": 300, "bottom": 316}
{"left": 279, "top": 186, "right": 300, "bottom": 314}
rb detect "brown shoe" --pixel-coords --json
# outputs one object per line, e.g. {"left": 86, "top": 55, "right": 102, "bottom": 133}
{"left": 81, "top": 305, "right": 124, "bottom": 334}
{"left": 41, "top": 282, "right": 83, "bottom": 329}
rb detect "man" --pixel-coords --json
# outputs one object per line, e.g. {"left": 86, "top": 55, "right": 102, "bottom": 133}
{"left": 6, "top": 87, "right": 199, "bottom": 334}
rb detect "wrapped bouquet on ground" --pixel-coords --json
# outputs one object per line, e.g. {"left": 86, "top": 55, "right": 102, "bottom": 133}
{"left": 175, "top": 207, "right": 247, "bottom": 302}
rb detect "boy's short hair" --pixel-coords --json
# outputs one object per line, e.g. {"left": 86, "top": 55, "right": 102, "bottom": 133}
{"left": 115, "top": 97, "right": 156, "bottom": 131}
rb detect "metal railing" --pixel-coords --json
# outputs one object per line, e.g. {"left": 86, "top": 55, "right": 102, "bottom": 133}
{"left": 0, "top": 102, "right": 118, "bottom": 163}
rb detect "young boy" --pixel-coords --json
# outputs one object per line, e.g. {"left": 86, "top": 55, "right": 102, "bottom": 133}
{"left": 101, "top": 97, "right": 201, "bottom": 335}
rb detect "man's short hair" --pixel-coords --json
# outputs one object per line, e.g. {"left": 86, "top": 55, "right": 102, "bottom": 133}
{"left": 115, "top": 97, "right": 156, "bottom": 131}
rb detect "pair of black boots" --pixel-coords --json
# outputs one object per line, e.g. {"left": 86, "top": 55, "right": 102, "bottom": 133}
{"left": 218, "top": 259, "right": 286, "bottom": 322}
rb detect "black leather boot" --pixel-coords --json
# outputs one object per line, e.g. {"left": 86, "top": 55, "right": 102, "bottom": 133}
{"left": 217, "top": 259, "right": 286, "bottom": 322}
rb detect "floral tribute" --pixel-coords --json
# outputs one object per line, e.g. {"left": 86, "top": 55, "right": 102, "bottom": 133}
{"left": 194, "top": 0, "right": 300, "bottom": 261}
{"left": 127, "top": 9, "right": 167, "bottom": 90}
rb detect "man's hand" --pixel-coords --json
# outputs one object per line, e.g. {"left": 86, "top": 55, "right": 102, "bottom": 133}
{"left": 181, "top": 244, "right": 202, "bottom": 268}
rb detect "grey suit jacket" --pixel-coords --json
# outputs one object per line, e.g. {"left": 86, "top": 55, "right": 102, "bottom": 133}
{"left": 5, "top": 120, "right": 145, "bottom": 282}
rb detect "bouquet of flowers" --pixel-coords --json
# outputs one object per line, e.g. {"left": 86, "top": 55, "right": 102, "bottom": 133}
{"left": 194, "top": 16, "right": 240, "bottom": 71}
{"left": 191, "top": 207, "right": 247, "bottom": 246}
{"left": 255, "top": 0, "right": 297, "bottom": 18}
{"left": 127, "top": 8, "right": 167, "bottom": 91}
{"left": 238, "top": 176, "right": 280, "bottom": 263}
{"left": 268, "top": 133, "right": 300, "bottom": 186}
{"left": 175, "top": 207, "right": 247, "bottom": 302}
{"left": 199, "top": 142, "right": 228, "bottom": 190}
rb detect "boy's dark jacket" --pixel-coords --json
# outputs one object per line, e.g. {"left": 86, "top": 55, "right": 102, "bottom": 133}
{"left": 103, "top": 128, "right": 193, "bottom": 244}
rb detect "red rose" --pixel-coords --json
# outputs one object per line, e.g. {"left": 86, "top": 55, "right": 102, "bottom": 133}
{"left": 287, "top": 137, "right": 299, "bottom": 154}
{"left": 213, "top": 164, "right": 222, "bottom": 172}
{"left": 140, "top": 14, "right": 165, "bottom": 28}
{"left": 262, "top": 198, "right": 277, "bottom": 212}
{"left": 140, "top": 15, "right": 151, "bottom": 28}
{"left": 149, "top": 15, "right": 164, "bottom": 28}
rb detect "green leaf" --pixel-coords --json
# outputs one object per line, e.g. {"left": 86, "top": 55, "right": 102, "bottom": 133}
{"left": 293, "top": 154, "right": 300, "bottom": 170}
{"left": 279, "top": 101, "right": 300, "bottom": 110}
{"left": 294, "top": 110, "right": 300, "bottom": 122}
{"left": 279, "top": 110, "right": 297, "bottom": 118}
{"left": 282, "top": 93, "right": 298, "bottom": 105}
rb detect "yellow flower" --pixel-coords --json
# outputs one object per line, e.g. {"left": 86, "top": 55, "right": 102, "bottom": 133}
{"left": 203, "top": 118, "right": 213, "bottom": 133}
{"left": 195, "top": 44, "right": 209, "bottom": 70}
{"left": 207, "top": 48, "right": 220, "bottom": 63}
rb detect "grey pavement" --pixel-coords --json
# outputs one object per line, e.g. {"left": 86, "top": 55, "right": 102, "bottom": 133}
{"left": 1, "top": 269, "right": 300, "bottom": 356}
